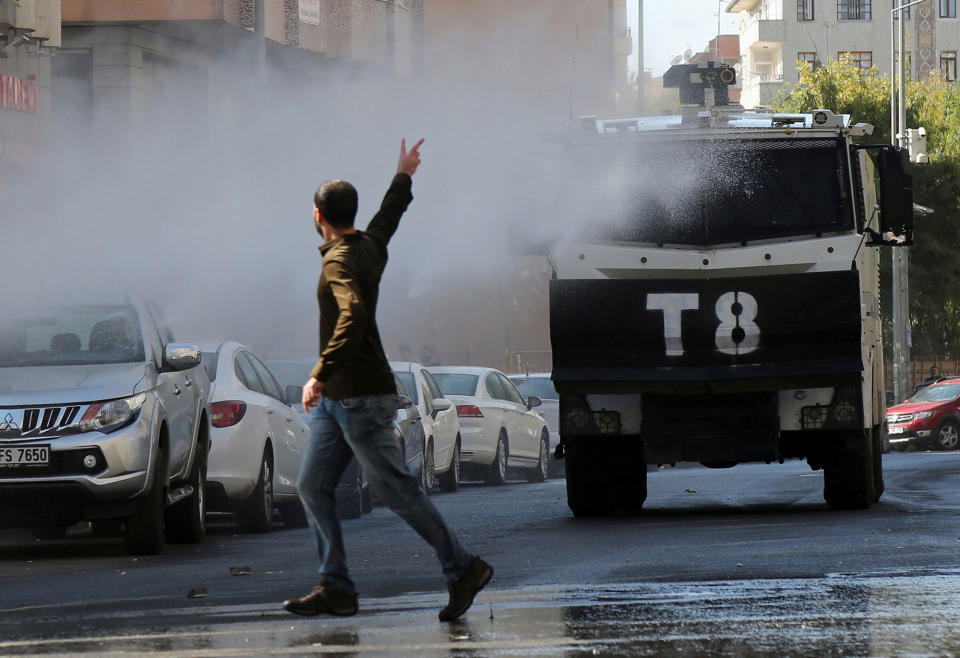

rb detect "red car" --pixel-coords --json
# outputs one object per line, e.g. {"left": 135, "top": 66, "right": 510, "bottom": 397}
{"left": 886, "top": 378, "right": 960, "bottom": 451}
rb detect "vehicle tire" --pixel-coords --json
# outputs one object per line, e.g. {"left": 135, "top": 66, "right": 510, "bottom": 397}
{"left": 934, "top": 419, "right": 960, "bottom": 451}
{"left": 31, "top": 526, "right": 68, "bottom": 540}
{"left": 823, "top": 429, "right": 875, "bottom": 510}
{"left": 565, "top": 437, "right": 646, "bottom": 517}
{"left": 337, "top": 458, "right": 364, "bottom": 520}
{"left": 484, "top": 432, "right": 508, "bottom": 485}
{"left": 872, "top": 426, "right": 885, "bottom": 502}
{"left": 124, "top": 448, "right": 167, "bottom": 556}
{"left": 526, "top": 432, "right": 549, "bottom": 483}
{"left": 421, "top": 439, "right": 436, "bottom": 494}
{"left": 279, "top": 501, "right": 309, "bottom": 528}
{"left": 438, "top": 440, "right": 461, "bottom": 493}
{"left": 238, "top": 449, "right": 274, "bottom": 533}
{"left": 165, "top": 439, "right": 207, "bottom": 544}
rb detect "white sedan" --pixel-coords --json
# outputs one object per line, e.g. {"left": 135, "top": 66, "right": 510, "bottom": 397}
{"left": 200, "top": 342, "right": 309, "bottom": 532}
{"left": 391, "top": 361, "right": 461, "bottom": 492}
{"left": 428, "top": 366, "right": 549, "bottom": 485}
{"left": 509, "top": 372, "right": 563, "bottom": 478}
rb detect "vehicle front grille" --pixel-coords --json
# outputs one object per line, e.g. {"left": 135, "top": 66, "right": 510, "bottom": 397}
{"left": 0, "top": 405, "right": 85, "bottom": 441}
{"left": 888, "top": 413, "right": 915, "bottom": 423}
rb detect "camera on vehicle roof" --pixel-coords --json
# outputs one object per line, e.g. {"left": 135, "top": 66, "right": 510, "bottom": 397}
{"left": 662, "top": 62, "right": 737, "bottom": 107}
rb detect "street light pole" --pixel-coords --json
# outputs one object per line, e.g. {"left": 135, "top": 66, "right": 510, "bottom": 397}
{"left": 890, "top": 0, "right": 927, "bottom": 402}
{"left": 637, "top": 0, "right": 644, "bottom": 113}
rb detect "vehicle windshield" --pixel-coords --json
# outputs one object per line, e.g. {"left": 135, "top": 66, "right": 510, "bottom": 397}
{"left": 510, "top": 377, "right": 558, "bottom": 400}
{"left": 432, "top": 373, "right": 479, "bottom": 396}
{"left": 908, "top": 382, "right": 960, "bottom": 403}
{"left": 0, "top": 305, "right": 145, "bottom": 367}
{"left": 394, "top": 371, "right": 418, "bottom": 404}
{"left": 561, "top": 137, "right": 854, "bottom": 246}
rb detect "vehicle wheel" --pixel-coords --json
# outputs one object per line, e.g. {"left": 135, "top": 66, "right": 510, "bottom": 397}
{"left": 165, "top": 440, "right": 207, "bottom": 544}
{"left": 484, "top": 432, "right": 508, "bottom": 485}
{"left": 124, "top": 448, "right": 167, "bottom": 555}
{"left": 421, "top": 439, "right": 436, "bottom": 494}
{"left": 526, "top": 432, "right": 549, "bottom": 483}
{"left": 438, "top": 440, "right": 461, "bottom": 493}
{"left": 279, "top": 501, "right": 309, "bottom": 528}
{"left": 238, "top": 449, "right": 274, "bottom": 533}
{"left": 934, "top": 420, "right": 960, "bottom": 451}
{"left": 565, "top": 437, "right": 646, "bottom": 516}
{"left": 337, "top": 458, "right": 364, "bottom": 520}
{"left": 823, "top": 430, "right": 875, "bottom": 510}
{"left": 31, "top": 526, "right": 68, "bottom": 540}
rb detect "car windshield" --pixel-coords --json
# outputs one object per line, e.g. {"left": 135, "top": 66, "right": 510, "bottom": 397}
{"left": 394, "top": 371, "right": 418, "bottom": 404}
{"left": 0, "top": 305, "right": 145, "bottom": 367}
{"left": 432, "top": 373, "right": 479, "bottom": 396}
{"left": 560, "top": 137, "right": 854, "bottom": 246}
{"left": 511, "top": 377, "right": 558, "bottom": 400}
{"left": 908, "top": 382, "right": 960, "bottom": 403}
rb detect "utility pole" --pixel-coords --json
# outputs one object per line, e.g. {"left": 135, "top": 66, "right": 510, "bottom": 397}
{"left": 889, "top": 0, "right": 927, "bottom": 401}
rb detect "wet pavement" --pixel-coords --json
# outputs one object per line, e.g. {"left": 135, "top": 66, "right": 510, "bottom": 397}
{"left": 3, "top": 452, "right": 960, "bottom": 656}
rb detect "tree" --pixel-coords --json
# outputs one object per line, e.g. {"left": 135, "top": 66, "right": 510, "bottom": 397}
{"left": 776, "top": 58, "right": 960, "bottom": 358}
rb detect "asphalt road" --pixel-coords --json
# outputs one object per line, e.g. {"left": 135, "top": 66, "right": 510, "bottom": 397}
{"left": 3, "top": 451, "right": 960, "bottom": 656}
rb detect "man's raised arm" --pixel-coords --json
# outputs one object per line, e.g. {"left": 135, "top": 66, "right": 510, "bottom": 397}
{"left": 366, "top": 138, "right": 424, "bottom": 246}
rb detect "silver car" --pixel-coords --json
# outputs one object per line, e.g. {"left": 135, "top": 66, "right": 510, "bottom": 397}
{"left": 509, "top": 373, "right": 563, "bottom": 477}
{"left": 0, "top": 302, "right": 210, "bottom": 555}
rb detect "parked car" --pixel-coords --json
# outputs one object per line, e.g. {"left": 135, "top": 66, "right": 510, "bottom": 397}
{"left": 393, "top": 374, "right": 431, "bottom": 494}
{"left": 886, "top": 378, "right": 960, "bottom": 451}
{"left": 265, "top": 357, "right": 372, "bottom": 518}
{"left": 391, "top": 361, "right": 461, "bottom": 492}
{"left": 509, "top": 372, "right": 563, "bottom": 477}
{"left": 200, "top": 343, "right": 309, "bottom": 531}
{"left": 0, "top": 301, "right": 210, "bottom": 555}
{"left": 429, "top": 366, "right": 549, "bottom": 485}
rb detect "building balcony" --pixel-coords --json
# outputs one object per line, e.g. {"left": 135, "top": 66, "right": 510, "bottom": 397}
{"left": 740, "top": 16, "right": 784, "bottom": 50}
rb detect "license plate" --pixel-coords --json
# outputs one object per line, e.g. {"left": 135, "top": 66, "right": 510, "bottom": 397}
{"left": 0, "top": 445, "right": 50, "bottom": 467}
{"left": 888, "top": 426, "right": 905, "bottom": 435}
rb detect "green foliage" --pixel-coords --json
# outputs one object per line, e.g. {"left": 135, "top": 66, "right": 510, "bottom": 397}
{"left": 776, "top": 58, "right": 960, "bottom": 357}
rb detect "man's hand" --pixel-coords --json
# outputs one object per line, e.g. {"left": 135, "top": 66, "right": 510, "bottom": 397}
{"left": 302, "top": 377, "right": 324, "bottom": 413}
{"left": 397, "top": 138, "right": 424, "bottom": 177}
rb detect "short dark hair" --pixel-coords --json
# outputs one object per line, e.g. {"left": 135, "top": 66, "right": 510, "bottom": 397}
{"left": 314, "top": 180, "right": 358, "bottom": 229}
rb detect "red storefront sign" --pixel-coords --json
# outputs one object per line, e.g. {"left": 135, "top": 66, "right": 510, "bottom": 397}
{"left": 0, "top": 75, "right": 38, "bottom": 114}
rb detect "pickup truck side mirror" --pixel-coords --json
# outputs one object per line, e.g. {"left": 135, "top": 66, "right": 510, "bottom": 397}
{"left": 163, "top": 343, "right": 201, "bottom": 371}
{"left": 877, "top": 145, "right": 914, "bottom": 245}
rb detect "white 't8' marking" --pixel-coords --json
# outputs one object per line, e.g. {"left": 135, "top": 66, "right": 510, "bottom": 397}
{"left": 714, "top": 291, "right": 760, "bottom": 355}
{"left": 646, "top": 293, "right": 699, "bottom": 356}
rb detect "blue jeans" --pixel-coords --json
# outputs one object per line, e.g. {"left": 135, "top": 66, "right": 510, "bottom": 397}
{"left": 297, "top": 394, "right": 473, "bottom": 594}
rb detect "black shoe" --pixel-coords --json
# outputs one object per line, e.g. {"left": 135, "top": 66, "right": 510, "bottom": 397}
{"left": 439, "top": 556, "right": 493, "bottom": 622}
{"left": 283, "top": 585, "right": 358, "bottom": 616}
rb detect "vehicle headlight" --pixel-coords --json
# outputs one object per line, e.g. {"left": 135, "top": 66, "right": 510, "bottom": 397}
{"left": 914, "top": 411, "right": 935, "bottom": 419}
{"left": 79, "top": 394, "right": 146, "bottom": 433}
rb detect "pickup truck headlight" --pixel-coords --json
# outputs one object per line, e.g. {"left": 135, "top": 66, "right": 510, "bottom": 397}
{"left": 79, "top": 394, "right": 146, "bottom": 433}
{"left": 913, "top": 411, "right": 935, "bottom": 419}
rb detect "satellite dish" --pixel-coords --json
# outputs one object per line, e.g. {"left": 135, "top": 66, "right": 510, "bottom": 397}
{"left": 683, "top": 48, "right": 693, "bottom": 61}
{"left": 670, "top": 54, "right": 684, "bottom": 66}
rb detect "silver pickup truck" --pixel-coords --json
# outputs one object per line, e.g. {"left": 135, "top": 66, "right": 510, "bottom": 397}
{"left": 0, "top": 301, "right": 210, "bottom": 554}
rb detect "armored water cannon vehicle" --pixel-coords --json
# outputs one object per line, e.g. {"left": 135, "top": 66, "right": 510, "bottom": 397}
{"left": 547, "top": 62, "right": 913, "bottom": 516}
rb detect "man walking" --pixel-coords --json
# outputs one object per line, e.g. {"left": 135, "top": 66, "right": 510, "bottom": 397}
{"left": 284, "top": 139, "right": 492, "bottom": 622}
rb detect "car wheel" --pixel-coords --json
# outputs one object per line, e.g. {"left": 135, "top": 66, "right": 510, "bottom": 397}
{"left": 484, "top": 432, "right": 508, "bottom": 485}
{"left": 438, "top": 440, "right": 461, "bottom": 493}
{"left": 278, "top": 501, "right": 309, "bottom": 528}
{"left": 337, "top": 459, "right": 365, "bottom": 520}
{"left": 526, "top": 432, "right": 549, "bottom": 483}
{"left": 165, "top": 439, "right": 207, "bottom": 544}
{"left": 238, "top": 449, "right": 274, "bottom": 533}
{"left": 421, "top": 439, "right": 436, "bottom": 494}
{"left": 124, "top": 447, "right": 167, "bottom": 555}
{"left": 935, "top": 420, "right": 960, "bottom": 451}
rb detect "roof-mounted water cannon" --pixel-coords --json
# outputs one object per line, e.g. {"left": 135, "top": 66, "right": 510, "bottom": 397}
{"left": 662, "top": 61, "right": 736, "bottom": 107}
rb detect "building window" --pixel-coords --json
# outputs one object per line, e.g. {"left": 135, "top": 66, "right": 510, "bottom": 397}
{"left": 894, "top": 0, "right": 911, "bottom": 19}
{"left": 798, "top": 52, "right": 818, "bottom": 67}
{"left": 838, "top": 0, "right": 871, "bottom": 19}
{"left": 798, "top": 0, "right": 815, "bottom": 20}
{"left": 942, "top": 0, "right": 957, "bottom": 18}
{"left": 839, "top": 51, "right": 873, "bottom": 70}
{"left": 943, "top": 51, "right": 958, "bottom": 80}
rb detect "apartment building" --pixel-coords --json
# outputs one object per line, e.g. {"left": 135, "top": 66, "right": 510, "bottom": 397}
{"left": 0, "top": 0, "right": 59, "bottom": 175}
{"left": 728, "top": 0, "right": 960, "bottom": 108}
{"left": 422, "top": 0, "right": 631, "bottom": 120}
